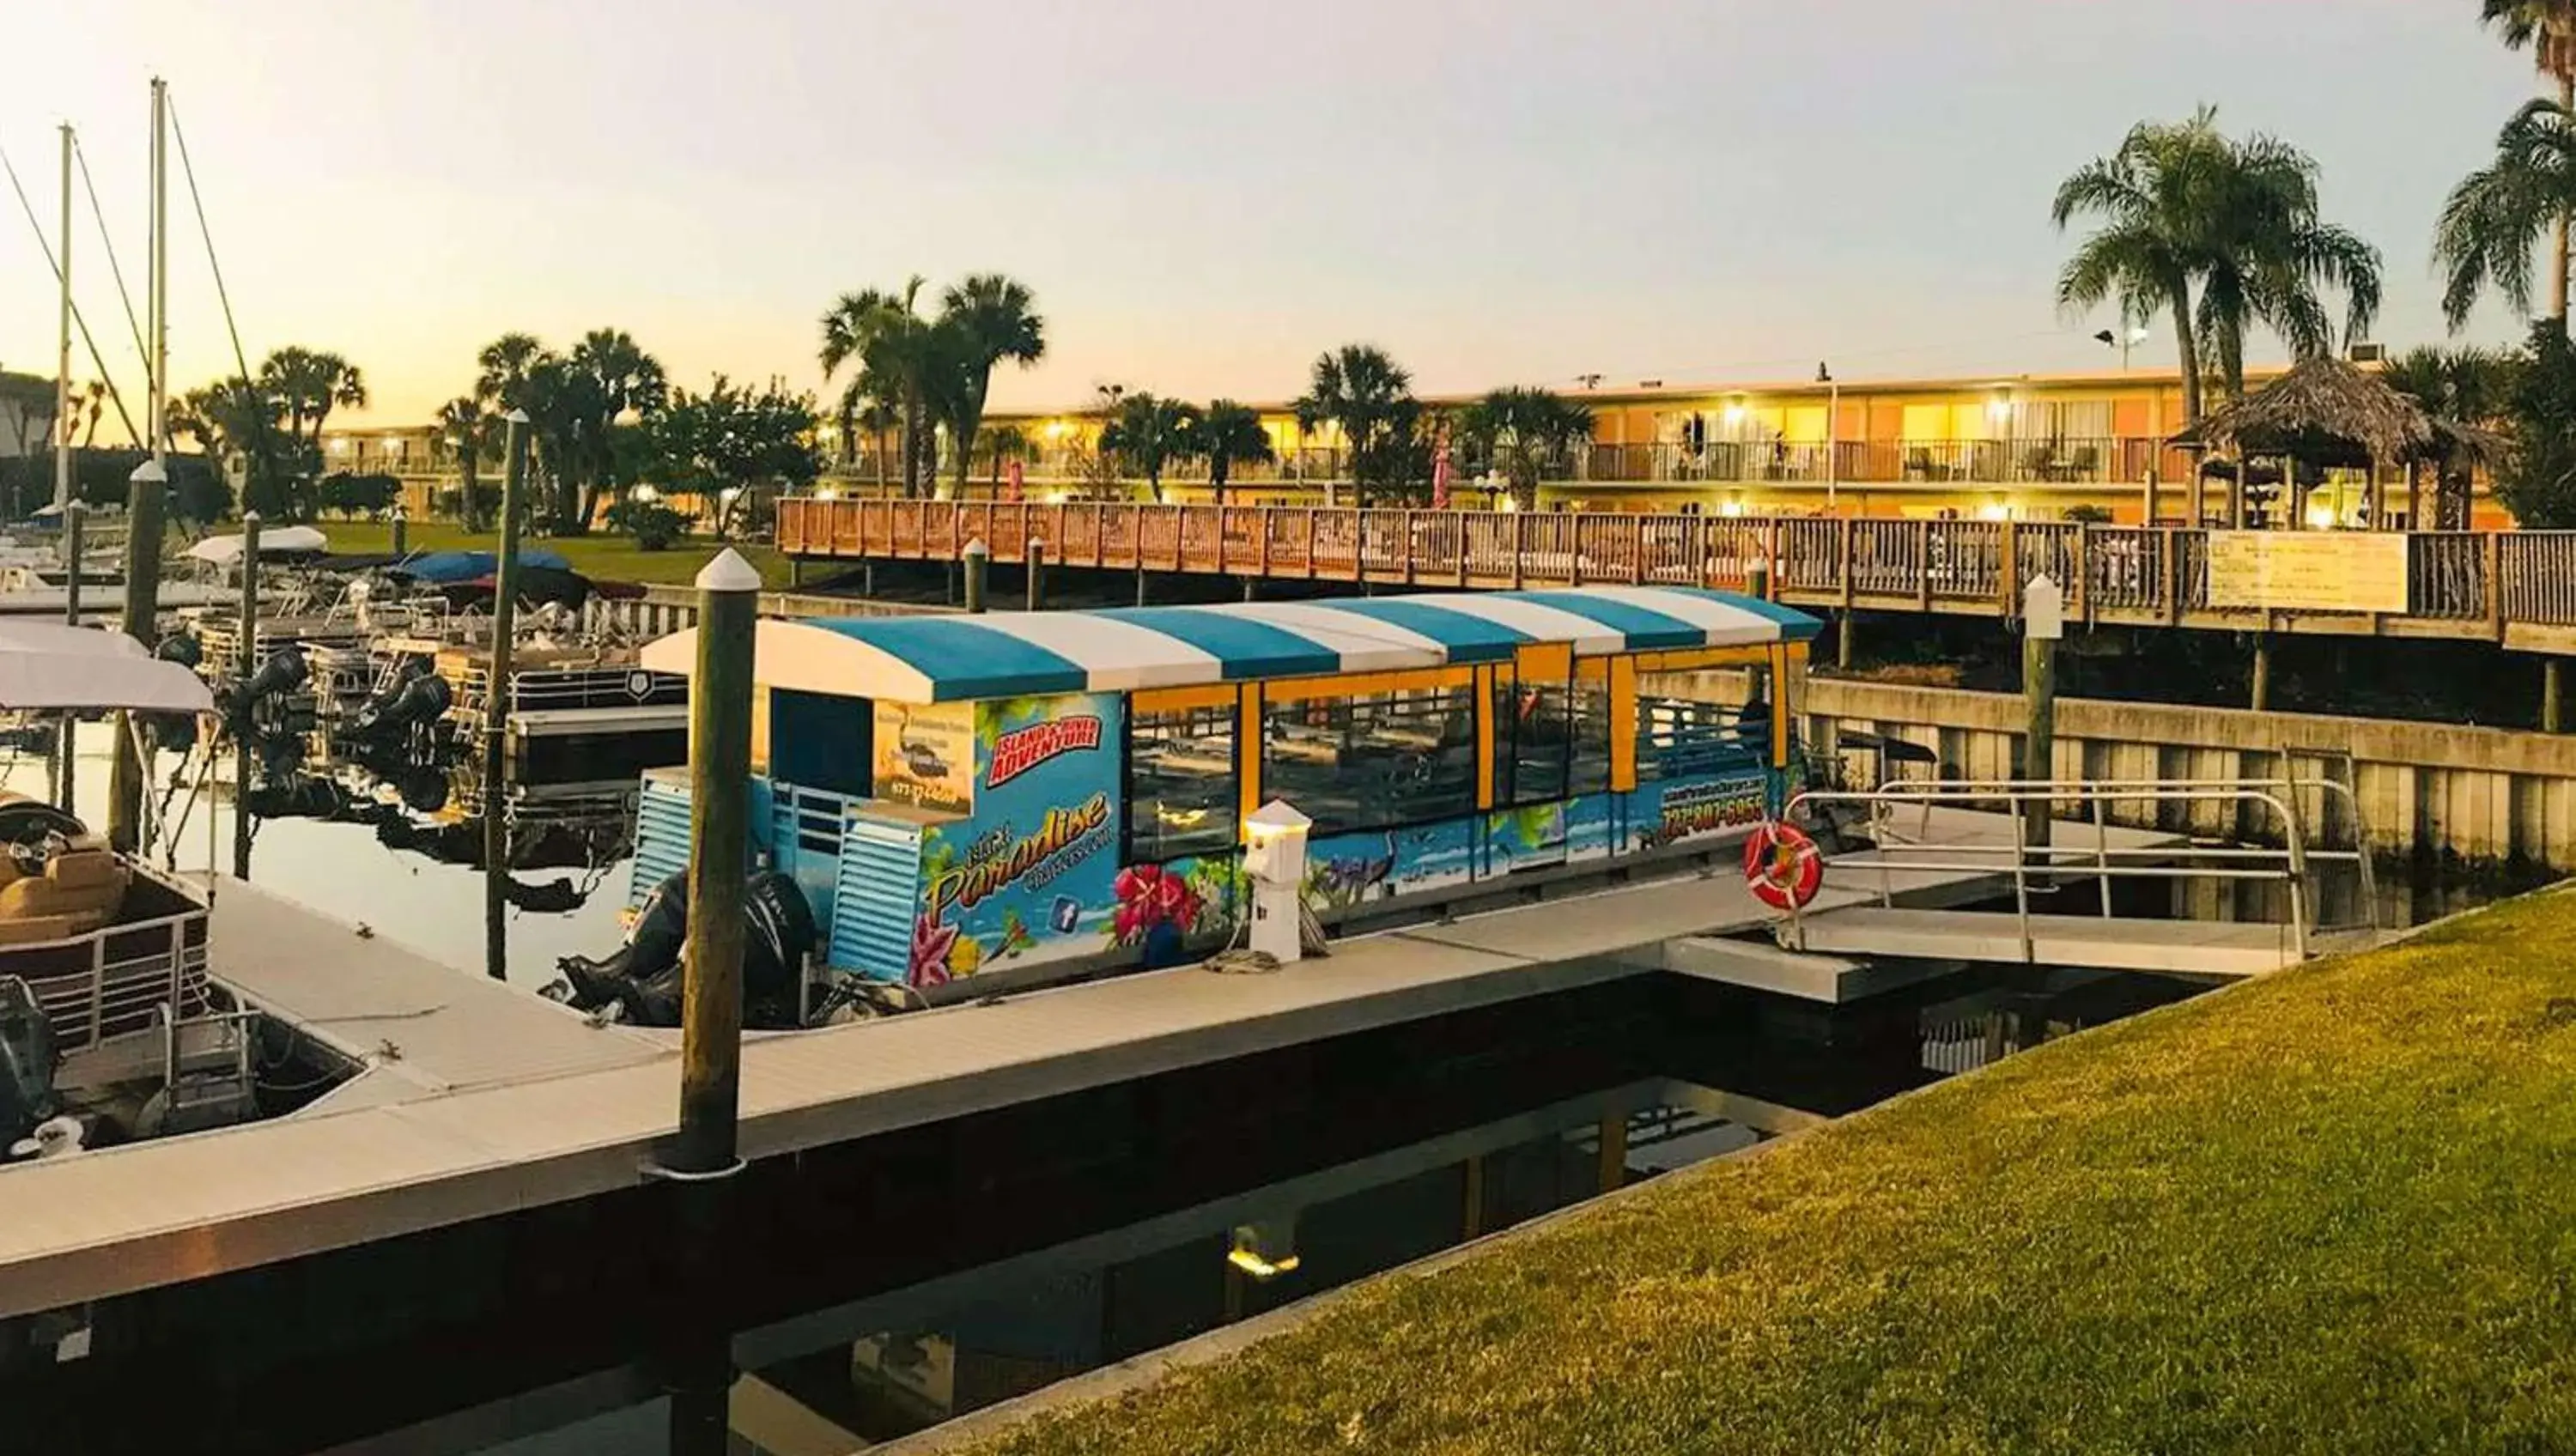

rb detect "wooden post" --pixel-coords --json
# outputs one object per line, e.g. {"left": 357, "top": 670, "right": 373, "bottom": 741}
{"left": 2250, "top": 634, "right": 2273, "bottom": 713}
{"left": 106, "top": 458, "right": 165, "bottom": 854}
{"left": 232, "top": 512, "right": 259, "bottom": 880}
{"left": 390, "top": 503, "right": 409, "bottom": 560}
{"left": 664, "top": 550, "right": 759, "bottom": 1456}
{"left": 2547, "top": 659, "right": 2565, "bottom": 735}
{"left": 677, "top": 548, "right": 758, "bottom": 1178}
{"left": 963, "top": 537, "right": 988, "bottom": 614}
{"left": 1595, "top": 1113, "right": 1628, "bottom": 1196}
{"left": 1025, "top": 537, "right": 1047, "bottom": 611}
{"left": 56, "top": 503, "right": 82, "bottom": 812}
{"left": 483, "top": 410, "right": 531, "bottom": 982}
{"left": 2022, "top": 575, "right": 2065, "bottom": 856}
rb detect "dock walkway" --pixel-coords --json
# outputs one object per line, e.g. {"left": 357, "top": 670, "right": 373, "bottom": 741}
{"left": 0, "top": 811, "right": 2195, "bottom": 1318}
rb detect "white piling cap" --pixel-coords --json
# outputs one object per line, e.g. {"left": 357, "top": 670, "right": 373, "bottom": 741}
{"left": 505, "top": 408, "right": 531, "bottom": 425}
{"left": 129, "top": 458, "right": 166, "bottom": 484}
{"left": 963, "top": 537, "right": 990, "bottom": 556}
{"left": 696, "top": 547, "right": 763, "bottom": 593}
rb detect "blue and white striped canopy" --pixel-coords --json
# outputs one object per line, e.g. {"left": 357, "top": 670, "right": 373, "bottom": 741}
{"left": 642, "top": 586, "right": 1820, "bottom": 704}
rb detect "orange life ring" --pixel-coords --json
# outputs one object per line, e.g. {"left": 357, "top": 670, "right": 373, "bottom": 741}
{"left": 1742, "top": 822, "right": 1823, "bottom": 911}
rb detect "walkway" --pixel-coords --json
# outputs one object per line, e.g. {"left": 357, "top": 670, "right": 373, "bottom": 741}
{"left": 776, "top": 498, "right": 2576, "bottom": 651}
{"left": 0, "top": 816, "right": 2063, "bottom": 1320}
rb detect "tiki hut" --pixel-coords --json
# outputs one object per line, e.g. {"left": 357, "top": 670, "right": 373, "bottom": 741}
{"left": 2171, "top": 357, "right": 2501, "bottom": 530}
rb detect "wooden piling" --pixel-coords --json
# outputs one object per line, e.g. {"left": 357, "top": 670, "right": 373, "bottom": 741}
{"left": 483, "top": 410, "right": 530, "bottom": 982}
{"left": 963, "top": 537, "right": 988, "bottom": 614}
{"left": 56, "top": 503, "right": 82, "bottom": 812}
{"left": 232, "top": 512, "right": 259, "bottom": 880}
{"left": 106, "top": 458, "right": 165, "bottom": 853}
{"left": 1025, "top": 537, "right": 1046, "bottom": 611}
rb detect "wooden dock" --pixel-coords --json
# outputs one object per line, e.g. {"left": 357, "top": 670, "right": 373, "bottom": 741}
{"left": 1783, "top": 906, "right": 2312, "bottom": 977}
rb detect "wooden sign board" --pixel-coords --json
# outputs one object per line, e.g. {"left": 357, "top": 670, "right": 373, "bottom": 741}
{"left": 2205, "top": 532, "right": 2409, "bottom": 614}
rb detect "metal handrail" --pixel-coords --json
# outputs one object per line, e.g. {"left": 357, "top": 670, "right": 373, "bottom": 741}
{"left": 1780, "top": 778, "right": 2360, "bottom": 965}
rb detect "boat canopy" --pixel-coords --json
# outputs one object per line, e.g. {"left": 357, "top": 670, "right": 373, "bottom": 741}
{"left": 396, "top": 549, "right": 571, "bottom": 584}
{"left": 184, "top": 525, "right": 331, "bottom": 565}
{"left": 0, "top": 623, "right": 213, "bottom": 713}
{"left": 641, "top": 586, "right": 1821, "bottom": 705}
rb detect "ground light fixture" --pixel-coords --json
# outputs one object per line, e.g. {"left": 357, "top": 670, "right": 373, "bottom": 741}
{"left": 1228, "top": 1216, "right": 1302, "bottom": 1280}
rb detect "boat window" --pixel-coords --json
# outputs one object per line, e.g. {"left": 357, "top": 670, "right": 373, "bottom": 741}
{"left": 1263, "top": 684, "right": 1478, "bottom": 837}
{"left": 1127, "top": 703, "right": 1239, "bottom": 862}
{"left": 1492, "top": 670, "right": 1613, "bottom": 806}
{"left": 768, "top": 689, "right": 872, "bottom": 798}
{"left": 1637, "top": 692, "right": 1768, "bottom": 785}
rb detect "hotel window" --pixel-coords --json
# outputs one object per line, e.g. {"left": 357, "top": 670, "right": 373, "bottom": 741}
{"left": 1491, "top": 668, "right": 1612, "bottom": 806}
{"left": 1126, "top": 703, "right": 1238, "bottom": 862}
{"left": 1263, "top": 682, "right": 1477, "bottom": 837}
{"left": 1636, "top": 691, "right": 1767, "bottom": 785}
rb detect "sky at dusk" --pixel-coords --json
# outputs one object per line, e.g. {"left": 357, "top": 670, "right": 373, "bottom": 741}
{"left": 0, "top": 0, "right": 2553, "bottom": 433}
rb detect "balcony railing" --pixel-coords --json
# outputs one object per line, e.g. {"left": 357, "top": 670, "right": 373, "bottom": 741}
{"left": 776, "top": 497, "right": 2574, "bottom": 635}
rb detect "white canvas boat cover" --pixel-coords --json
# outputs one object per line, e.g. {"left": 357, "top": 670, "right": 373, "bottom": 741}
{"left": 185, "top": 526, "right": 330, "bottom": 566}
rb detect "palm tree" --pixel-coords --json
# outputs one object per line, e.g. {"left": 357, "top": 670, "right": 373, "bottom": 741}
{"left": 1293, "top": 345, "right": 1418, "bottom": 507}
{"left": 2057, "top": 109, "right": 2380, "bottom": 422}
{"left": 1100, "top": 393, "right": 1197, "bottom": 501}
{"left": 2438, "top": 100, "right": 2576, "bottom": 334}
{"left": 562, "top": 329, "right": 668, "bottom": 529}
{"left": 73, "top": 379, "right": 104, "bottom": 448}
{"left": 2385, "top": 343, "right": 2522, "bottom": 529}
{"left": 2190, "top": 132, "right": 2382, "bottom": 404}
{"left": 981, "top": 424, "right": 1031, "bottom": 491}
{"left": 1186, "top": 401, "right": 1275, "bottom": 499}
{"left": 1458, "top": 387, "right": 1595, "bottom": 512}
{"left": 2481, "top": 2, "right": 2576, "bottom": 321}
{"left": 938, "top": 275, "right": 1046, "bottom": 497}
{"left": 821, "top": 282, "right": 949, "bottom": 498}
{"left": 435, "top": 397, "right": 495, "bottom": 530}
{"left": 475, "top": 332, "right": 551, "bottom": 410}
{"left": 259, "top": 347, "right": 367, "bottom": 452}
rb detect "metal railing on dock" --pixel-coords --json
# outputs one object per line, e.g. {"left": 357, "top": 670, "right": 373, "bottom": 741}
{"left": 1783, "top": 778, "right": 2374, "bottom": 965}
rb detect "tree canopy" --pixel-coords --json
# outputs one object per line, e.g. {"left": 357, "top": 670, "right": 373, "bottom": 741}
{"left": 1295, "top": 345, "right": 1421, "bottom": 506}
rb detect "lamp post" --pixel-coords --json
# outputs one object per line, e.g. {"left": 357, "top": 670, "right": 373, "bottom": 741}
{"left": 1818, "top": 363, "right": 1838, "bottom": 513}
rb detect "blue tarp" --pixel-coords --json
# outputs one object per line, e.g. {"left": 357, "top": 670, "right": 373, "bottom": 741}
{"left": 394, "top": 549, "right": 570, "bottom": 583}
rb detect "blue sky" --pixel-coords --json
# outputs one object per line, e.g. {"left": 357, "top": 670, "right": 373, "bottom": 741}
{"left": 0, "top": 0, "right": 2551, "bottom": 427}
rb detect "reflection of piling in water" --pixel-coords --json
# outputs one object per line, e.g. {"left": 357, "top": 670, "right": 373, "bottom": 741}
{"left": 232, "top": 512, "right": 259, "bottom": 879}
{"left": 483, "top": 410, "right": 530, "bottom": 982}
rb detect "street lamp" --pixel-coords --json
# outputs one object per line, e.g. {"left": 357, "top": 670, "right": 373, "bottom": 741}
{"left": 2093, "top": 325, "right": 2152, "bottom": 370}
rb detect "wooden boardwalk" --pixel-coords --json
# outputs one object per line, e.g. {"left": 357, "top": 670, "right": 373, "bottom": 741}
{"left": 776, "top": 498, "right": 2576, "bottom": 651}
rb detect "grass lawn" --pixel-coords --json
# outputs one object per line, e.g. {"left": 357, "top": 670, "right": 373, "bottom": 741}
{"left": 963, "top": 890, "right": 2576, "bottom": 1455}
{"left": 319, "top": 520, "right": 795, "bottom": 589}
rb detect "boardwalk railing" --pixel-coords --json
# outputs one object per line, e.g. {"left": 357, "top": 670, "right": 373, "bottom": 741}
{"left": 775, "top": 498, "right": 2576, "bottom": 637}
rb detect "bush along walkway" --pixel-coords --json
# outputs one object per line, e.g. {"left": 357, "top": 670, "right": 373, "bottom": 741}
{"left": 958, "top": 889, "right": 2576, "bottom": 1456}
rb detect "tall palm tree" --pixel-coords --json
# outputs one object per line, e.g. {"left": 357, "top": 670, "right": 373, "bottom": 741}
{"left": 2057, "top": 109, "right": 2379, "bottom": 422}
{"left": 1100, "top": 393, "right": 1197, "bottom": 501}
{"left": 2190, "top": 132, "right": 2382, "bottom": 403}
{"left": 259, "top": 346, "right": 367, "bottom": 452}
{"left": 562, "top": 328, "right": 667, "bottom": 529}
{"left": 821, "top": 282, "right": 948, "bottom": 498}
{"left": 475, "top": 332, "right": 552, "bottom": 410}
{"left": 435, "top": 397, "right": 495, "bottom": 530}
{"left": 1186, "top": 401, "right": 1275, "bottom": 499}
{"left": 937, "top": 275, "right": 1046, "bottom": 497}
{"left": 1458, "top": 387, "right": 1595, "bottom": 512}
{"left": 2482, "top": 1, "right": 2576, "bottom": 321}
{"left": 2437, "top": 99, "right": 2576, "bottom": 334}
{"left": 1293, "top": 345, "right": 1418, "bottom": 507}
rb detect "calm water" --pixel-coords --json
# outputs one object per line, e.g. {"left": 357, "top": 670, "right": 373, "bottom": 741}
{"left": 28, "top": 721, "right": 635, "bottom": 983}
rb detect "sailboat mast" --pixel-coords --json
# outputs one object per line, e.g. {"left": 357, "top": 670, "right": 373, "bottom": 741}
{"left": 53, "top": 124, "right": 71, "bottom": 513}
{"left": 148, "top": 77, "right": 167, "bottom": 463}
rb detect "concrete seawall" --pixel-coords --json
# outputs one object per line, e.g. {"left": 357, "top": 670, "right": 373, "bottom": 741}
{"left": 1652, "top": 669, "right": 2576, "bottom": 871}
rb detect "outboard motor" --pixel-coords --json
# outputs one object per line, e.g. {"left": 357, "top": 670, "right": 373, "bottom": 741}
{"left": 224, "top": 645, "right": 307, "bottom": 721}
{"left": 557, "top": 870, "right": 817, "bottom": 1029}
{"left": 349, "top": 667, "right": 452, "bottom": 744}
{"left": 0, "top": 977, "right": 60, "bottom": 1157}
{"left": 241, "top": 773, "right": 345, "bottom": 822}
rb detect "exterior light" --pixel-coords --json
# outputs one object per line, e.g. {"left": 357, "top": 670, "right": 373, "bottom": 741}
{"left": 815, "top": 485, "right": 841, "bottom": 501}
{"left": 1719, "top": 499, "right": 1746, "bottom": 519}
{"left": 1721, "top": 403, "right": 1747, "bottom": 429}
{"left": 1978, "top": 500, "right": 2009, "bottom": 522}
{"left": 2305, "top": 502, "right": 2338, "bottom": 531}
{"left": 1044, "top": 420, "right": 1072, "bottom": 441}
{"left": 1987, "top": 397, "right": 2013, "bottom": 423}
{"left": 630, "top": 484, "right": 659, "bottom": 503}
{"left": 720, "top": 486, "right": 744, "bottom": 505}
{"left": 1227, "top": 1218, "right": 1301, "bottom": 1281}
{"left": 1044, "top": 488, "right": 1072, "bottom": 505}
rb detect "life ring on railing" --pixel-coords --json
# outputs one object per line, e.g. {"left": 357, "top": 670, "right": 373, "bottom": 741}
{"left": 1742, "top": 821, "right": 1823, "bottom": 912}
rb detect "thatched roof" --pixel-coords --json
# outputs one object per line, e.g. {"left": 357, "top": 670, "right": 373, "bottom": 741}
{"left": 2172, "top": 356, "right": 2494, "bottom": 467}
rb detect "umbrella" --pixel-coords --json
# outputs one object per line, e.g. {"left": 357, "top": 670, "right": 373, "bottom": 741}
{"left": 394, "top": 548, "right": 571, "bottom": 584}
